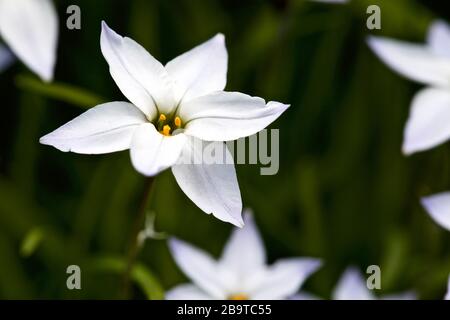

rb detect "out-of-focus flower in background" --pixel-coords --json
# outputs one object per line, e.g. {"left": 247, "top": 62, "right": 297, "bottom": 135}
{"left": 0, "top": 0, "right": 58, "bottom": 81}
{"left": 422, "top": 192, "right": 450, "bottom": 231}
{"left": 422, "top": 194, "right": 450, "bottom": 300}
{"left": 39, "top": 22, "right": 289, "bottom": 227}
{"left": 332, "top": 267, "right": 416, "bottom": 300}
{"left": 0, "top": 44, "right": 14, "bottom": 72}
{"left": 367, "top": 20, "right": 450, "bottom": 155}
{"left": 446, "top": 277, "right": 450, "bottom": 300}
{"left": 166, "top": 211, "right": 322, "bottom": 300}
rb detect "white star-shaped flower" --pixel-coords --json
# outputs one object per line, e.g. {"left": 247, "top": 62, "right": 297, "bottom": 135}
{"left": 368, "top": 20, "right": 450, "bottom": 155}
{"left": 332, "top": 267, "right": 416, "bottom": 300}
{"left": 166, "top": 212, "right": 321, "bottom": 300}
{"left": 0, "top": 0, "right": 58, "bottom": 81}
{"left": 40, "top": 22, "right": 289, "bottom": 227}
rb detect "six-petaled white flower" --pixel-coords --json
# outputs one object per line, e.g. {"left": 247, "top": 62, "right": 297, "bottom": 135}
{"left": 39, "top": 22, "right": 289, "bottom": 227}
{"left": 332, "top": 267, "right": 415, "bottom": 300}
{"left": 368, "top": 20, "right": 450, "bottom": 155}
{"left": 0, "top": 0, "right": 58, "bottom": 81}
{"left": 166, "top": 212, "right": 321, "bottom": 300}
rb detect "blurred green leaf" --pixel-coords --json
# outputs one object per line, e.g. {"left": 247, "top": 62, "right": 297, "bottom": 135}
{"left": 89, "top": 256, "right": 165, "bottom": 300}
{"left": 15, "top": 74, "right": 104, "bottom": 108}
{"left": 20, "top": 227, "right": 44, "bottom": 258}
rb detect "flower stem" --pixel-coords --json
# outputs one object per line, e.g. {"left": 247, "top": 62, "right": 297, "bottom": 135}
{"left": 121, "top": 176, "right": 156, "bottom": 299}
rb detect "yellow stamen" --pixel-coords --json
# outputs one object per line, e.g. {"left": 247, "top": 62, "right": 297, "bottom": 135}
{"left": 162, "top": 125, "right": 171, "bottom": 136}
{"left": 228, "top": 294, "right": 248, "bottom": 300}
{"left": 174, "top": 116, "right": 182, "bottom": 127}
{"left": 159, "top": 114, "right": 167, "bottom": 122}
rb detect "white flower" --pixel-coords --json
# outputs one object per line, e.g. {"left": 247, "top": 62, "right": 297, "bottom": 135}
{"left": 421, "top": 191, "right": 450, "bottom": 231}
{"left": 0, "top": 0, "right": 58, "bottom": 81}
{"left": 367, "top": 20, "right": 450, "bottom": 155}
{"left": 166, "top": 212, "right": 321, "bottom": 300}
{"left": 0, "top": 44, "right": 13, "bottom": 72}
{"left": 333, "top": 267, "right": 416, "bottom": 300}
{"left": 40, "top": 22, "right": 289, "bottom": 227}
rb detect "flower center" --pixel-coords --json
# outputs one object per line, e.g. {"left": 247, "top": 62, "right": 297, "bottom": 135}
{"left": 228, "top": 293, "right": 249, "bottom": 300}
{"left": 156, "top": 113, "right": 183, "bottom": 136}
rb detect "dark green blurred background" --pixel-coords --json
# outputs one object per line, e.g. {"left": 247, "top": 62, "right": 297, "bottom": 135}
{"left": 0, "top": 0, "right": 449, "bottom": 299}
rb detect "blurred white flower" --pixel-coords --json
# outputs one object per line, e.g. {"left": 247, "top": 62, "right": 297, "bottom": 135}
{"left": 0, "top": 0, "right": 58, "bottom": 81}
{"left": 333, "top": 267, "right": 416, "bottom": 300}
{"left": 421, "top": 191, "right": 450, "bottom": 231}
{"left": 0, "top": 44, "right": 14, "bottom": 72}
{"left": 40, "top": 22, "right": 289, "bottom": 227}
{"left": 422, "top": 194, "right": 450, "bottom": 300}
{"left": 368, "top": 20, "right": 450, "bottom": 155}
{"left": 166, "top": 212, "right": 321, "bottom": 300}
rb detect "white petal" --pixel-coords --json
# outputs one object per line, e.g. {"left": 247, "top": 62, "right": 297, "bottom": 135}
{"left": 166, "top": 34, "right": 227, "bottom": 103}
{"left": 421, "top": 192, "right": 450, "bottom": 231}
{"left": 172, "top": 138, "right": 243, "bottom": 227}
{"left": 249, "top": 258, "right": 322, "bottom": 300}
{"left": 0, "top": 44, "right": 14, "bottom": 72}
{"left": 333, "top": 267, "right": 374, "bottom": 300}
{"left": 0, "top": 0, "right": 58, "bottom": 81}
{"left": 367, "top": 36, "right": 450, "bottom": 87}
{"left": 130, "top": 124, "right": 187, "bottom": 177}
{"left": 219, "top": 211, "right": 266, "bottom": 276}
{"left": 445, "top": 276, "right": 450, "bottom": 300}
{"left": 165, "top": 284, "right": 212, "bottom": 300}
{"left": 427, "top": 20, "right": 450, "bottom": 58}
{"left": 168, "top": 238, "right": 226, "bottom": 299}
{"left": 181, "top": 91, "right": 289, "bottom": 141}
{"left": 100, "top": 22, "right": 175, "bottom": 118}
{"left": 403, "top": 88, "right": 450, "bottom": 155}
{"left": 40, "top": 102, "right": 145, "bottom": 154}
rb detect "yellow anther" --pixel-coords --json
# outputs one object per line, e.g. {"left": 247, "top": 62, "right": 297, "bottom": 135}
{"left": 228, "top": 294, "right": 248, "bottom": 300}
{"left": 174, "top": 116, "right": 182, "bottom": 127}
{"left": 161, "top": 125, "right": 171, "bottom": 136}
{"left": 159, "top": 114, "right": 167, "bottom": 122}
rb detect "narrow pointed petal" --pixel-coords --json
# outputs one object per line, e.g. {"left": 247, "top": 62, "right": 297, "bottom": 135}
{"left": 181, "top": 91, "right": 289, "bottom": 141}
{"left": 427, "top": 20, "right": 450, "bottom": 58}
{"left": 403, "top": 88, "right": 450, "bottom": 155}
{"left": 172, "top": 138, "right": 243, "bottom": 227}
{"left": 130, "top": 124, "right": 187, "bottom": 177}
{"left": 333, "top": 267, "right": 374, "bottom": 300}
{"left": 165, "top": 34, "right": 227, "bottom": 103}
{"left": 0, "top": 0, "right": 58, "bottom": 81}
{"left": 168, "top": 238, "right": 226, "bottom": 299}
{"left": 220, "top": 211, "right": 266, "bottom": 276}
{"left": 0, "top": 44, "right": 14, "bottom": 72}
{"left": 40, "top": 102, "right": 146, "bottom": 154}
{"left": 367, "top": 36, "right": 450, "bottom": 87}
{"left": 100, "top": 22, "right": 175, "bottom": 118}
{"left": 165, "top": 284, "right": 211, "bottom": 300}
{"left": 421, "top": 192, "right": 450, "bottom": 231}
{"left": 249, "top": 258, "right": 322, "bottom": 300}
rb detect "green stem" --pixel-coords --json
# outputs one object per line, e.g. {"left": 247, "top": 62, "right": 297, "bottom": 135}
{"left": 121, "top": 177, "right": 156, "bottom": 299}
